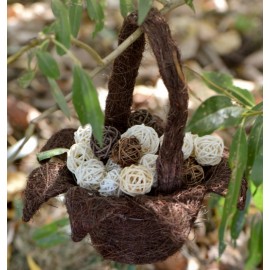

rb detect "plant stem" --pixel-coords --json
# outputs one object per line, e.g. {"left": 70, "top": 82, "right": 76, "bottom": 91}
{"left": 7, "top": 0, "right": 186, "bottom": 164}
{"left": 7, "top": 38, "right": 49, "bottom": 65}
{"left": 51, "top": 39, "right": 82, "bottom": 66}
{"left": 242, "top": 110, "right": 263, "bottom": 118}
{"left": 71, "top": 37, "right": 104, "bottom": 66}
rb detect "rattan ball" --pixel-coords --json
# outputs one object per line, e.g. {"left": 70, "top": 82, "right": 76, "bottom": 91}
{"left": 111, "top": 136, "right": 142, "bottom": 167}
{"left": 194, "top": 135, "right": 224, "bottom": 166}
{"left": 75, "top": 159, "right": 106, "bottom": 190}
{"left": 105, "top": 158, "right": 122, "bottom": 173}
{"left": 128, "top": 110, "right": 165, "bottom": 136}
{"left": 67, "top": 143, "right": 95, "bottom": 173}
{"left": 119, "top": 164, "right": 153, "bottom": 196}
{"left": 99, "top": 169, "right": 121, "bottom": 196}
{"left": 121, "top": 124, "right": 159, "bottom": 154}
{"left": 139, "top": 154, "right": 158, "bottom": 186}
{"left": 182, "top": 132, "right": 194, "bottom": 160}
{"left": 74, "top": 124, "right": 92, "bottom": 145}
{"left": 182, "top": 158, "right": 204, "bottom": 186}
{"left": 90, "top": 126, "right": 121, "bottom": 162}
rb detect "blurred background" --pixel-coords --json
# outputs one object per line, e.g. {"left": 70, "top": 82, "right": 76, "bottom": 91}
{"left": 7, "top": 0, "right": 262, "bottom": 269}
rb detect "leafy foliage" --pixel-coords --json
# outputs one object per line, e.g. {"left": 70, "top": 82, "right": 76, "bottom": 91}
{"left": 8, "top": 0, "right": 262, "bottom": 267}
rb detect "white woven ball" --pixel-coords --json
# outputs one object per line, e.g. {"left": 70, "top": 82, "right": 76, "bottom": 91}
{"left": 194, "top": 135, "right": 224, "bottom": 166}
{"left": 121, "top": 124, "right": 159, "bottom": 154}
{"left": 67, "top": 143, "right": 95, "bottom": 173}
{"left": 74, "top": 124, "right": 92, "bottom": 144}
{"left": 119, "top": 165, "right": 153, "bottom": 196}
{"left": 75, "top": 159, "right": 106, "bottom": 190}
{"left": 99, "top": 169, "right": 121, "bottom": 196}
{"left": 159, "top": 134, "right": 164, "bottom": 147}
{"left": 105, "top": 158, "right": 121, "bottom": 173}
{"left": 182, "top": 132, "right": 194, "bottom": 160}
{"left": 139, "top": 154, "right": 158, "bottom": 187}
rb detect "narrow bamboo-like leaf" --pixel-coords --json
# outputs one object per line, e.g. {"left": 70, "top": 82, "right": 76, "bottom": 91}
{"left": 203, "top": 72, "right": 255, "bottom": 107}
{"left": 85, "top": 0, "right": 105, "bottom": 37}
{"left": 218, "top": 126, "right": 247, "bottom": 256}
{"left": 18, "top": 70, "right": 36, "bottom": 88}
{"left": 138, "top": 0, "right": 152, "bottom": 25}
{"left": 51, "top": 0, "right": 71, "bottom": 55}
{"left": 185, "top": 0, "right": 195, "bottom": 12}
{"left": 72, "top": 66, "right": 104, "bottom": 144}
{"left": 186, "top": 96, "right": 244, "bottom": 135}
{"left": 41, "top": 22, "right": 56, "bottom": 34}
{"left": 246, "top": 115, "right": 262, "bottom": 186}
{"left": 47, "top": 78, "right": 71, "bottom": 118}
{"left": 251, "top": 183, "right": 263, "bottom": 212}
{"left": 249, "top": 145, "right": 263, "bottom": 186}
{"left": 36, "top": 148, "right": 69, "bottom": 161}
{"left": 119, "top": 0, "right": 134, "bottom": 17}
{"left": 36, "top": 51, "right": 60, "bottom": 79}
{"left": 69, "top": 0, "right": 83, "bottom": 37}
{"left": 245, "top": 216, "right": 263, "bottom": 270}
{"left": 231, "top": 190, "right": 251, "bottom": 241}
{"left": 32, "top": 218, "right": 69, "bottom": 248}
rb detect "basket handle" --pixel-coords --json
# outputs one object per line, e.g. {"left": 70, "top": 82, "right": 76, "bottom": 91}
{"left": 141, "top": 9, "right": 188, "bottom": 194}
{"left": 105, "top": 9, "right": 188, "bottom": 194}
{"left": 104, "top": 12, "right": 145, "bottom": 133}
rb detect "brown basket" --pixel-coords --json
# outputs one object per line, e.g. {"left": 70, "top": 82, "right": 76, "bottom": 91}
{"left": 22, "top": 8, "right": 247, "bottom": 265}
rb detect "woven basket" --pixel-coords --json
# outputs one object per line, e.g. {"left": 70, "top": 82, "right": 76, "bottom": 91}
{"left": 22, "top": 8, "right": 247, "bottom": 265}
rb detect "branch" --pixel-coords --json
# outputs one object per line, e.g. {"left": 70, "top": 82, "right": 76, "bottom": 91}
{"left": 7, "top": 0, "right": 186, "bottom": 164}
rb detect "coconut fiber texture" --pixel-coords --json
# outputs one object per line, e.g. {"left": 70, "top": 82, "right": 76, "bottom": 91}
{"left": 22, "top": 8, "right": 248, "bottom": 265}
{"left": 39, "top": 128, "right": 76, "bottom": 163}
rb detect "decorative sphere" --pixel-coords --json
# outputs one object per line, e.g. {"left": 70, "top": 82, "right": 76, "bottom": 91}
{"left": 74, "top": 124, "right": 92, "bottom": 145}
{"left": 111, "top": 136, "right": 142, "bottom": 167}
{"left": 90, "top": 126, "right": 121, "bottom": 162}
{"left": 121, "top": 124, "right": 159, "bottom": 154}
{"left": 194, "top": 135, "right": 224, "bottom": 166}
{"left": 119, "top": 165, "right": 153, "bottom": 196}
{"left": 67, "top": 143, "right": 95, "bottom": 173}
{"left": 75, "top": 159, "right": 106, "bottom": 190}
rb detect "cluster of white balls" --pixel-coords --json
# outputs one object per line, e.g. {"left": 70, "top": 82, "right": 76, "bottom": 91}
{"left": 66, "top": 124, "right": 160, "bottom": 197}
{"left": 160, "top": 132, "right": 224, "bottom": 166}
{"left": 66, "top": 123, "right": 224, "bottom": 197}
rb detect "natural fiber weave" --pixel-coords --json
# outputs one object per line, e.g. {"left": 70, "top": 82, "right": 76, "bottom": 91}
{"left": 111, "top": 136, "right": 142, "bottom": 167}
{"left": 22, "top": 8, "right": 248, "bottom": 265}
{"left": 128, "top": 109, "right": 165, "bottom": 136}
{"left": 39, "top": 128, "right": 76, "bottom": 163}
{"left": 90, "top": 126, "right": 121, "bottom": 163}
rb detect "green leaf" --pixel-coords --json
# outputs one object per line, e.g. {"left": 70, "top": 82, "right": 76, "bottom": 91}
{"left": 185, "top": 0, "right": 195, "bottom": 12}
{"left": 138, "top": 0, "right": 152, "bottom": 25}
{"left": 119, "top": 0, "right": 134, "bottom": 17}
{"left": 51, "top": 0, "right": 71, "bottom": 55}
{"left": 18, "top": 70, "right": 36, "bottom": 88}
{"left": 36, "top": 51, "right": 60, "bottom": 79}
{"left": 251, "top": 183, "right": 263, "bottom": 212}
{"left": 186, "top": 95, "right": 244, "bottom": 135}
{"left": 72, "top": 66, "right": 104, "bottom": 144}
{"left": 68, "top": 0, "right": 83, "bottom": 37}
{"left": 47, "top": 78, "right": 71, "bottom": 118}
{"left": 41, "top": 22, "right": 56, "bottom": 34}
{"left": 245, "top": 216, "right": 263, "bottom": 270}
{"left": 36, "top": 148, "right": 69, "bottom": 161}
{"left": 218, "top": 125, "right": 247, "bottom": 256}
{"left": 230, "top": 190, "right": 251, "bottom": 241}
{"left": 203, "top": 72, "right": 255, "bottom": 107}
{"left": 249, "top": 145, "right": 263, "bottom": 186}
{"left": 32, "top": 218, "right": 69, "bottom": 248}
{"left": 246, "top": 116, "right": 263, "bottom": 186}
{"left": 85, "top": 0, "right": 105, "bottom": 37}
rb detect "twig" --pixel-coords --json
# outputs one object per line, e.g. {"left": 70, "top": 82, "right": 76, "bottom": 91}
{"left": 7, "top": 0, "right": 186, "bottom": 164}
{"left": 71, "top": 37, "right": 104, "bottom": 66}
{"left": 7, "top": 37, "right": 49, "bottom": 65}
